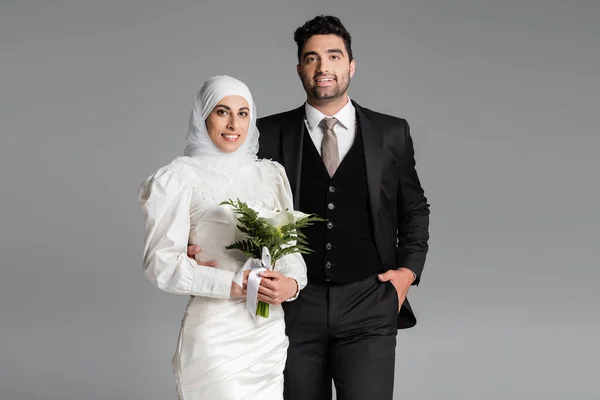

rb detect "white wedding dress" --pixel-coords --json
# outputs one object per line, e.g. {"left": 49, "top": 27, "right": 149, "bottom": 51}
{"left": 139, "top": 156, "right": 307, "bottom": 400}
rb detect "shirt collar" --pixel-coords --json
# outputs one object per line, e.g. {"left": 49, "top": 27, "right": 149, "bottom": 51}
{"left": 304, "top": 97, "right": 355, "bottom": 131}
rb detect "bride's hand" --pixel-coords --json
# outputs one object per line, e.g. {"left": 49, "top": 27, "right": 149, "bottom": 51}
{"left": 230, "top": 270, "right": 251, "bottom": 298}
{"left": 187, "top": 245, "right": 218, "bottom": 267}
{"left": 230, "top": 282, "right": 245, "bottom": 298}
{"left": 256, "top": 271, "right": 299, "bottom": 305}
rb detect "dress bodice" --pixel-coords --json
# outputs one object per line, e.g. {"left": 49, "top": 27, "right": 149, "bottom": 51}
{"left": 189, "top": 204, "right": 249, "bottom": 273}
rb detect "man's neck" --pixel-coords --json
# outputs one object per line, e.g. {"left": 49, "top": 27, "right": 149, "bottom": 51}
{"left": 307, "top": 95, "right": 349, "bottom": 117}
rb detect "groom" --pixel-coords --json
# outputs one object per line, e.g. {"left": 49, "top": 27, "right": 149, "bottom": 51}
{"left": 256, "top": 15, "right": 430, "bottom": 400}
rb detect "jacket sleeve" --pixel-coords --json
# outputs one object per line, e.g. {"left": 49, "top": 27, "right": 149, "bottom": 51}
{"left": 395, "top": 120, "right": 430, "bottom": 285}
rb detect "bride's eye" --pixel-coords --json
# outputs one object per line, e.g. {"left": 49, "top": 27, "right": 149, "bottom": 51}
{"left": 216, "top": 109, "right": 228, "bottom": 116}
{"left": 239, "top": 111, "right": 248, "bottom": 118}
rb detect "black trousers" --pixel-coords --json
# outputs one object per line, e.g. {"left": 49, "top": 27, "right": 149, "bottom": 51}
{"left": 282, "top": 275, "right": 398, "bottom": 400}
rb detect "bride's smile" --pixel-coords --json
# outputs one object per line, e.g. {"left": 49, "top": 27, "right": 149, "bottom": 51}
{"left": 221, "top": 133, "right": 241, "bottom": 142}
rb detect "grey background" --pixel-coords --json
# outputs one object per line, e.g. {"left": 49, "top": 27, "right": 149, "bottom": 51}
{"left": 1, "top": 0, "right": 598, "bottom": 399}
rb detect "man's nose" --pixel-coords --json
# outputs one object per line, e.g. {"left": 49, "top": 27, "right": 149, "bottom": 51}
{"left": 317, "top": 59, "right": 331, "bottom": 74}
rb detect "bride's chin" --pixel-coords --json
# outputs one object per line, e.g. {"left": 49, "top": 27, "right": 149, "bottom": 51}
{"left": 219, "top": 144, "right": 242, "bottom": 153}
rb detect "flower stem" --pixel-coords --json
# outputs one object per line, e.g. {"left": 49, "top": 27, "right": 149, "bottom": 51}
{"left": 256, "top": 300, "right": 269, "bottom": 318}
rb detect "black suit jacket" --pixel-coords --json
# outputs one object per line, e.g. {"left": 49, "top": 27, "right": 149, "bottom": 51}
{"left": 257, "top": 100, "right": 430, "bottom": 329}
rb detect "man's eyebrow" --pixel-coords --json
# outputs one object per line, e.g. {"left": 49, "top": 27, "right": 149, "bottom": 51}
{"left": 327, "top": 48, "right": 344, "bottom": 55}
{"left": 302, "top": 48, "right": 345, "bottom": 59}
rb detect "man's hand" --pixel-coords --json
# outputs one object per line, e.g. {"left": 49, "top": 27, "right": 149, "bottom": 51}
{"left": 231, "top": 270, "right": 251, "bottom": 298}
{"left": 377, "top": 268, "right": 415, "bottom": 311}
{"left": 254, "top": 270, "right": 298, "bottom": 305}
{"left": 187, "top": 245, "right": 217, "bottom": 267}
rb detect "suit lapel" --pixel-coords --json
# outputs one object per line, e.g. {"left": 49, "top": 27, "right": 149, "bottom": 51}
{"left": 354, "top": 101, "right": 383, "bottom": 224}
{"left": 281, "top": 106, "right": 305, "bottom": 209}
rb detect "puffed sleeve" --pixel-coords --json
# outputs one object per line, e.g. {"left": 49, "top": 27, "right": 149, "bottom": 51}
{"left": 138, "top": 164, "right": 235, "bottom": 298}
{"left": 269, "top": 161, "right": 308, "bottom": 300}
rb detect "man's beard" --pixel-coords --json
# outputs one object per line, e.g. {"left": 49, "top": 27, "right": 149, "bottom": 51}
{"left": 302, "top": 73, "right": 351, "bottom": 102}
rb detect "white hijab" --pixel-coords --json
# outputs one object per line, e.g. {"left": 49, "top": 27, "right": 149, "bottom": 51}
{"left": 172, "top": 76, "right": 263, "bottom": 203}
{"left": 183, "top": 75, "right": 259, "bottom": 164}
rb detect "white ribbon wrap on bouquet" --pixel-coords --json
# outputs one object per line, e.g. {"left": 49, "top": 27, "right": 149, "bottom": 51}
{"left": 232, "top": 247, "right": 273, "bottom": 320}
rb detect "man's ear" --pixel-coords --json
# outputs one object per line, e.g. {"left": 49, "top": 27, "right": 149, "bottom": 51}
{"left": 296, "top": 64, "right": 302, "bottom": 80}
{"left": 349, "top": 59, "right": 356, "bottom": 78}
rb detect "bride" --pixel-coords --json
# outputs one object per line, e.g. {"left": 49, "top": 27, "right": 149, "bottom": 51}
{"left": 138, "top": 75, "right": 307, "bottom": 399}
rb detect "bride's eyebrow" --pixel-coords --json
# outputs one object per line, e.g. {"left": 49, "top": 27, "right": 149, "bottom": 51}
{"left": 214, "top": 104, "right": 249, "bottom": 112}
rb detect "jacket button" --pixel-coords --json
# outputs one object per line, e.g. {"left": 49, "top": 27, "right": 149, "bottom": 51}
{"left": 325, "top": 243, "right": 332, "bottom": 250}
{"left": 328, "top": 203, "right": 335, "bottom": 210}
{"left": 325, "top": 261, "right": 332, "bottom": 269}
{"left": 326, "top": 221, "right": 334, "bottom": 229}
{"left": 329, "top": 186, "right": 336, "bottom": 193}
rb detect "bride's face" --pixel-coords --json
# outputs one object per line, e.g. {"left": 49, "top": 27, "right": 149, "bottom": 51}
{"left": 205, "top": 95, "right": 251, "bottom": 153}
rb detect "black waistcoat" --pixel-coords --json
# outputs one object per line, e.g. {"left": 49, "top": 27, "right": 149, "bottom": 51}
{"left": 299, "top": 122, "right": 383, "bottom": 283}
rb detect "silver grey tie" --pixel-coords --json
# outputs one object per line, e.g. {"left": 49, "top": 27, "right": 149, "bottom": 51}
{"left": 319, "top": 117, "right": 339, "bottom": 177}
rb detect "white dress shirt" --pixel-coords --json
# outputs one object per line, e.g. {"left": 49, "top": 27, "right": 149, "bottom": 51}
{"left": 304, "top": 97, "right": 356, "bottom": 162}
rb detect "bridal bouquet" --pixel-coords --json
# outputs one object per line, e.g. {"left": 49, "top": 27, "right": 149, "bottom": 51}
{"left": 221, "top": 199, "right": 323, "bottom": 319}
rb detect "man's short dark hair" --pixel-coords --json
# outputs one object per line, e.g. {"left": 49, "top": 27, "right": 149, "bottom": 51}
{"left": 293, "top": 15, "right": 353, "bottom": 62}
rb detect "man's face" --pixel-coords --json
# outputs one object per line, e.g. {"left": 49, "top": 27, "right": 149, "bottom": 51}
{"left": 297, "top": 34, "right": 355, "bottom": 103}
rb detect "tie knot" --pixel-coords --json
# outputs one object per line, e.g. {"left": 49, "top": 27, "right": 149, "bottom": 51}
{"left": 319, "top": 117, "right": 338, "bottom": 131}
